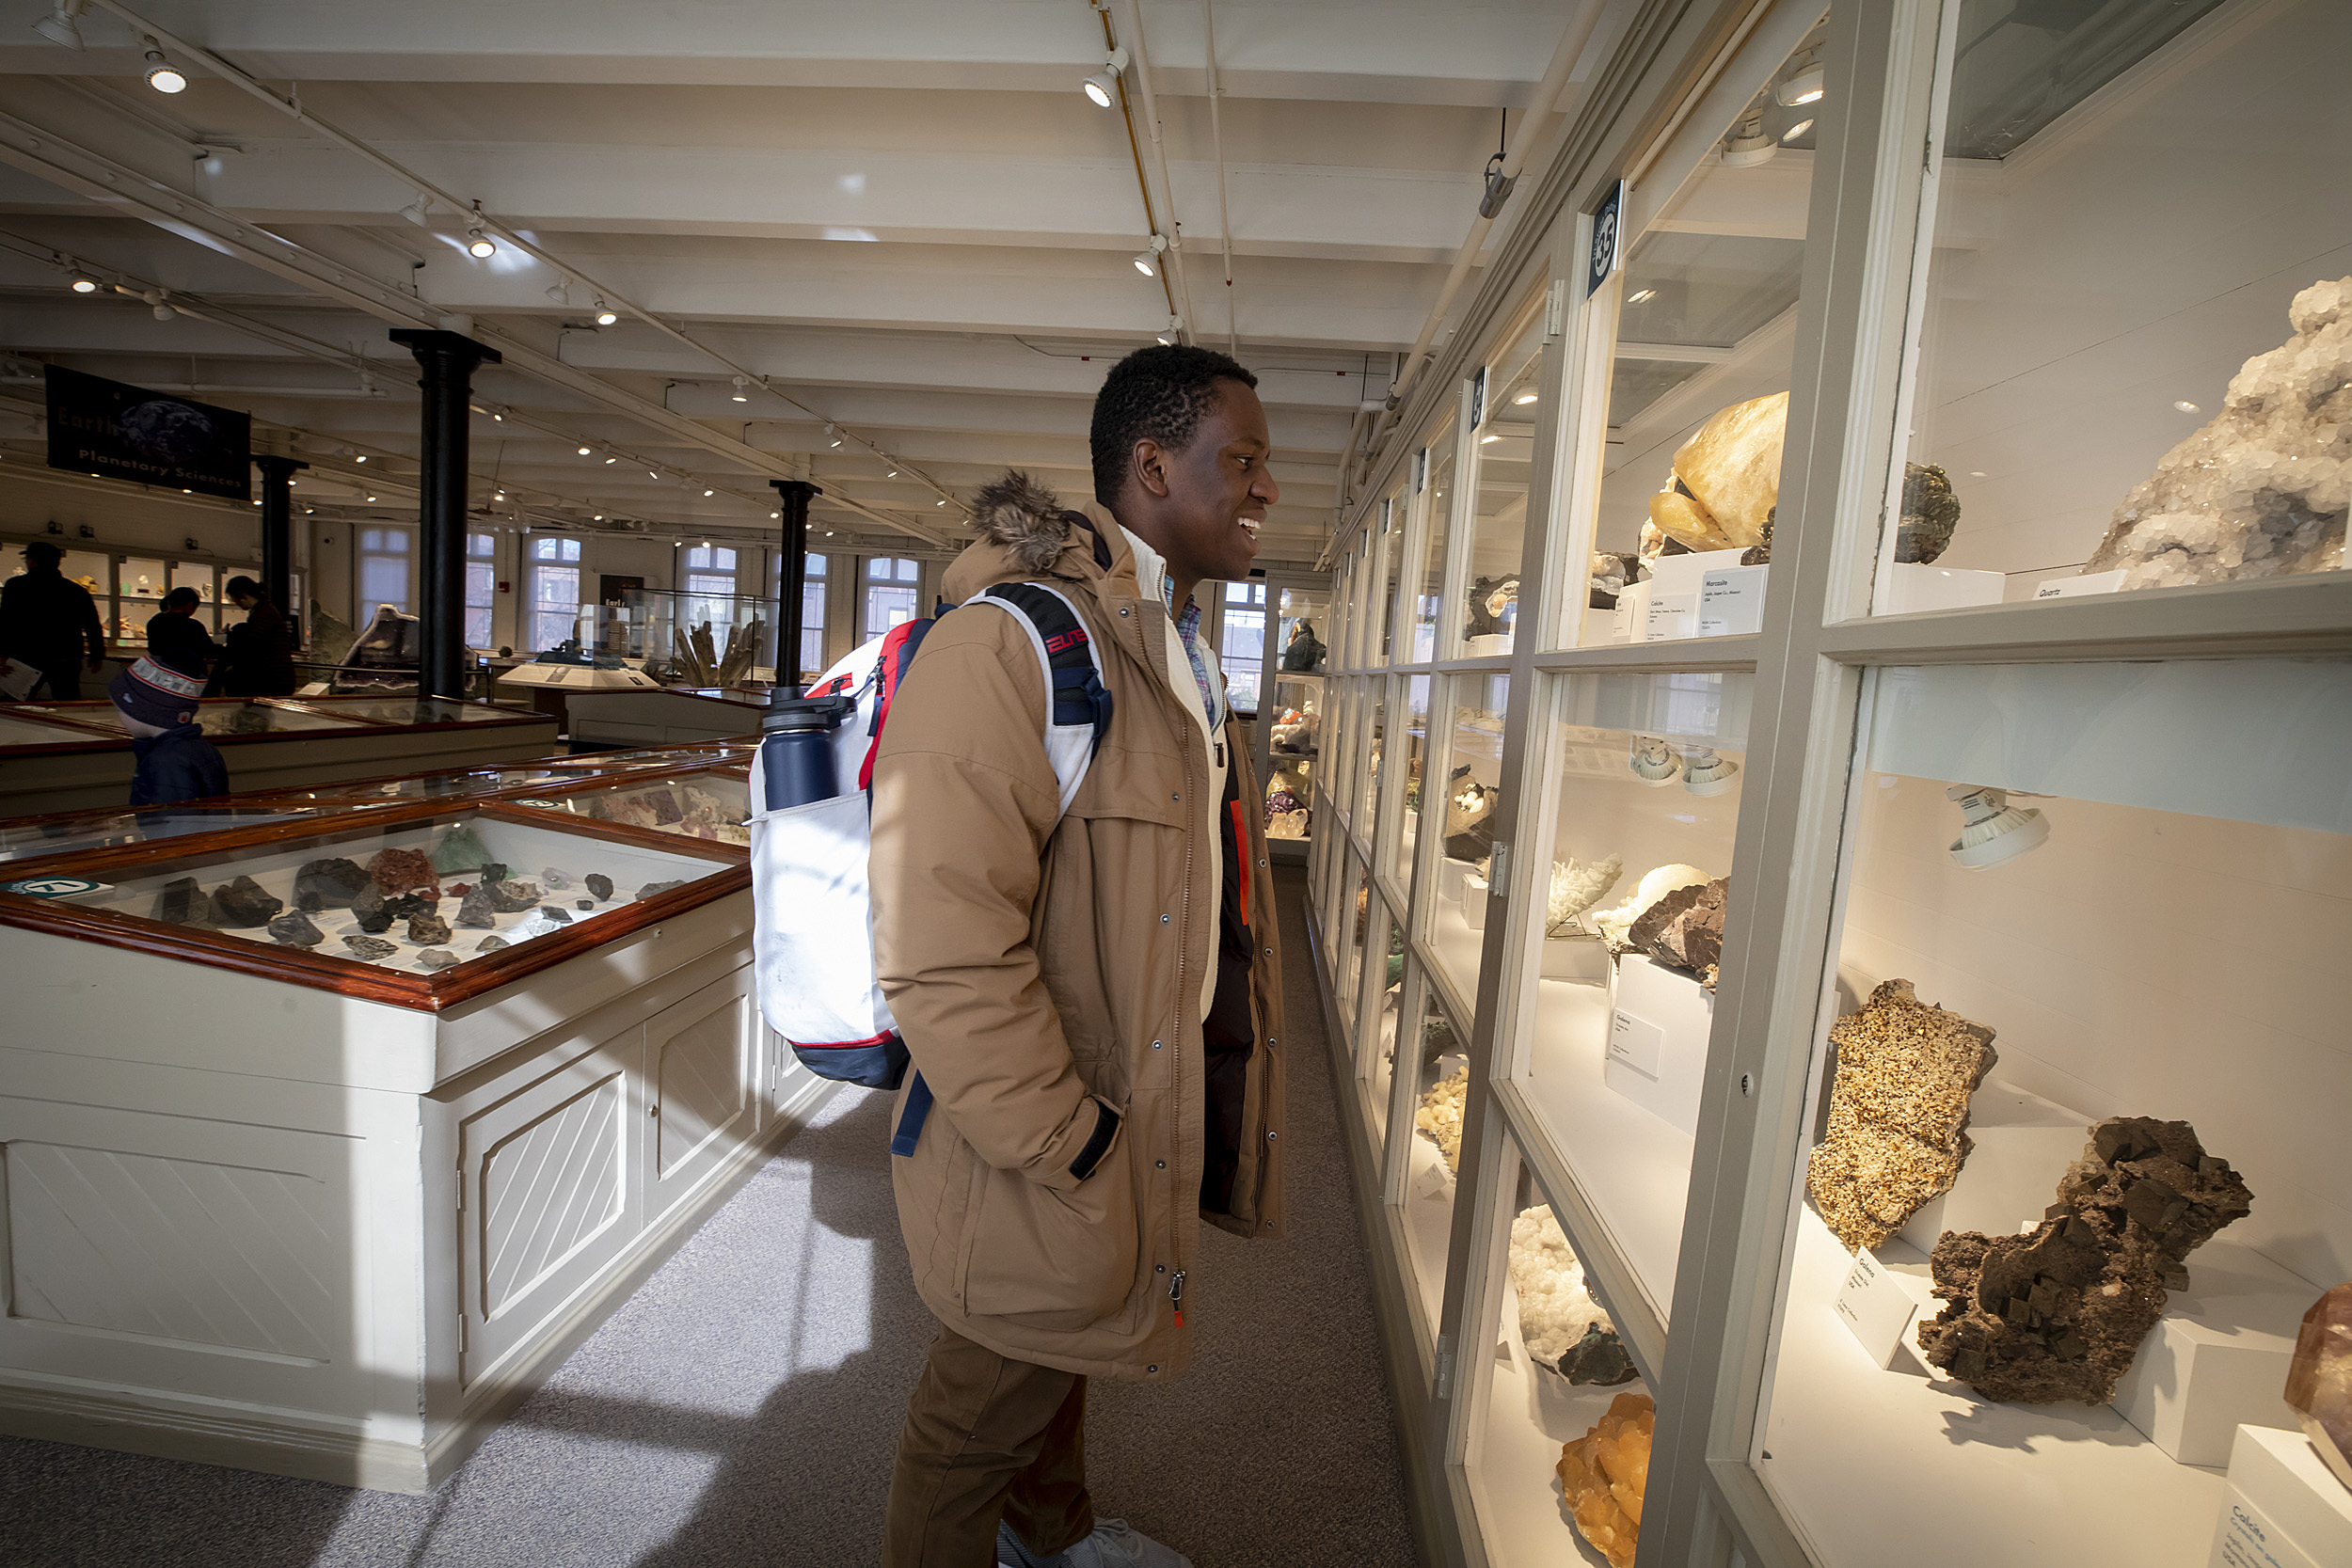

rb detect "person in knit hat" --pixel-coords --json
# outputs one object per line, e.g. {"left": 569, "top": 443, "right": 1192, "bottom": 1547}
{"left": 108, "top": 652, "right": 227, "bottom": 808}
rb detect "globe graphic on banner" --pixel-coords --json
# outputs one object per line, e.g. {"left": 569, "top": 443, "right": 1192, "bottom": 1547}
{"left": 119, "top": 399, "right": 218, "bottom": 466}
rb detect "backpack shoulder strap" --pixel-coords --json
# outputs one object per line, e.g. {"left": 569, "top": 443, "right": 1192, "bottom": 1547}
{"left": 963, "top": 581, "right": 1113, "bottom": 815}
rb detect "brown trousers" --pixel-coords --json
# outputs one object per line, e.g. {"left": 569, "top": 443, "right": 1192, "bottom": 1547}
{"left": 884, "top": 1323, "right": 1095, "bottom": 1567}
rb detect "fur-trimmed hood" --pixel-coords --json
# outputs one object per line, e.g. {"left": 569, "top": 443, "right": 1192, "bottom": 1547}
{"left": 947, "top": 470, "right": 1127, "bottom": 607}
{"left": 969, "top": 470, "right": 1084, "bottom": 574}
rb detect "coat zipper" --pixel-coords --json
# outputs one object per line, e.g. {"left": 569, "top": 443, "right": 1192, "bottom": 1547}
{"left": 1169, "top": 1268, "right": 1186, "bottom": 1327}
{"left": 1144, "top": 602, "right": 1200, "bottom": 1334}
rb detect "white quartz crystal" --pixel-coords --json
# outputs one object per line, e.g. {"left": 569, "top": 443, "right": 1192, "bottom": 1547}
{"left": 2087, "top": 277, "right": 2350, "bottom": 588}
{"left": 1509, "top": 1204, "right": 1614, "bottom": 1362}
{"left": 1546, "top": 853, "right": 1624, "bottom": 937}
{"left": 1593, "top": 863, "right": 1710, "bottom": 950}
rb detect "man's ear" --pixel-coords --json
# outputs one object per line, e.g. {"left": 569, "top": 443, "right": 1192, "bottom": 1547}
{"left": 1131, "top": 436, "right": 1172, "bottom": 499}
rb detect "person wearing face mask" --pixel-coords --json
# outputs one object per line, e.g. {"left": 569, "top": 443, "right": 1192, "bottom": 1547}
{"left": 867, "top": 346, "right": 1289, "bottom": 1568}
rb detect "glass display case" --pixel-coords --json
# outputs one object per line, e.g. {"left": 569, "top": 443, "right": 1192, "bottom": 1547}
{"left": 511, "top": 765, "right": 752, "bottom": 847}
{"left": 0, "top": 803, "right": 325, "bottom": 863}
{"left": 2, "top": 546, "right": 243, "bottom": 649}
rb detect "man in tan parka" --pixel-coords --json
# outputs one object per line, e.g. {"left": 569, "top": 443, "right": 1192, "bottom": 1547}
{"left": 870, "top": 345, "right": 1287, "bottom": 1568}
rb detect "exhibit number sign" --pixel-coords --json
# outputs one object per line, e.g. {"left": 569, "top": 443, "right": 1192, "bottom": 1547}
{"left": 3, "top": 876, "right": 105, "bottom": 898}
{"left": 45, "top": 364, "right": 253, "bottom": 500}
{"left": 1587, "top": 179, "right": 1626, "bottom": 298}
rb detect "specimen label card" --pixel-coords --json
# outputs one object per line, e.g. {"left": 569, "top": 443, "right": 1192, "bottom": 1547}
{"left": 2035, "top": 568, "right": 2125, "bottom": 599}
{"left": 2210, "top": 1490, "right": 2321, "bottom": 1568}
{"left": 1608, "top": 1009, "right": 1663, "bottom": 1080}
{"left": 1833, "top": 1246, "right": 1919, "bottom": 1370}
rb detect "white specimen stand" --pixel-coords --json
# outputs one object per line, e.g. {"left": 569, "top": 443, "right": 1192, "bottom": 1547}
{"left": 0, "top": 889, "right": 834, "bottom": 1492}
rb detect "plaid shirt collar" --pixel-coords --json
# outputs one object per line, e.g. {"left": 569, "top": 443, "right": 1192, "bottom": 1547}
{"left": 1120, "top": 525, "right": 1225, "bottom": 732}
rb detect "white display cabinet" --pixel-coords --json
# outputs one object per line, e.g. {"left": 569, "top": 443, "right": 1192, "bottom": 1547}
{"left": 1298, "top": 3, "right": 2352, "bottom": 1567}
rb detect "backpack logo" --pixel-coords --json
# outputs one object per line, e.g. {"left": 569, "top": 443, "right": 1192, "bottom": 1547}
{"left": 1043, "top": 627, "right": 1089, "bottom": 655}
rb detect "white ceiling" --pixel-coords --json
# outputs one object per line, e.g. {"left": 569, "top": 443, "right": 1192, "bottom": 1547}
{"left": 0, "top": 0, "right": 1629, "bottom": 564}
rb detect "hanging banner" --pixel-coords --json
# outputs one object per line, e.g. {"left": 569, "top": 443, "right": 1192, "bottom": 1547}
{"left": 45, "top": 365, "right": 252, "bottom": 500}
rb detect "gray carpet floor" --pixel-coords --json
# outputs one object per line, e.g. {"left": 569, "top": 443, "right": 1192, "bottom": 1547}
{"left": 0, "top": 866, "right": 1417, "bottom": 1568}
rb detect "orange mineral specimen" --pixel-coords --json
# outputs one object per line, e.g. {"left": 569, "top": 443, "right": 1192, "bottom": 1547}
{"left": 1556, "top": 1390, "right": 1654, "bottom": 1568}
{"left": 2284, "top": 1282, "right": 2352, "bottom": 1493}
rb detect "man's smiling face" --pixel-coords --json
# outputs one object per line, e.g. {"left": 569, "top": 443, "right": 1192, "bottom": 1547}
{"left": 1149, "top": 377, "right": 1278, "bottom": 589}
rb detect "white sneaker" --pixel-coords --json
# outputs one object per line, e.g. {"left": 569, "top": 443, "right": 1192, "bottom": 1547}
{"left": 997, "top": 1517, "right": 1194, "bottom": 1568}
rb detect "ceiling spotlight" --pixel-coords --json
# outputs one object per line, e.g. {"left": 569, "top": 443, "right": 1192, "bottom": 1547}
{"left": 142, "top": 40, "right": 187, "bottom": 94}
{"left": 605, "top": 454, "right": 617, "bottom": 464}
{"left": 1724, "top": 111, "right": 1777, "bottom": 167}
{"left": 703, "top": 488, "right": 714, "bottom": 497}
{"left": 1133, "top": 233, "right": 1168, "bottom": 277}
{"left": 494, "top": 490, "right": 505, "bottom": 500}
{"left": 1783, "top": 118, "right": 1815, "bottom": 141}
{"left": 1082, "top": 46, "right": 1130, "bottom": 107}
{"left": 1947, "top": 784, "right": 2049, "bottom": 869}
{"left": 826, "top": 424, "right": 842, "bottom": 448}
{"left": 354, "top": 453, "right": 368, "bottom": 463}
{"left": 936, "top": 499, "right": 947, "bottom": 506}
{"left": 594, "top": 514, "right": 603, "bottom": 520}
{"left": 492, "top": 411, "right": 503, "bottom": 421}
{"left": 732, "top": 376, "right": 750, "bottom": 403}
{"left": 885, "top": 466, "right": 898, "bottom": 478}
{"left": 1777, "top": 48, "right": 1825, "bottom": 107}
{"left": 594, "top": 301, "right": 617, "bottom": 325}
{"left": 1155, "top": 315, "right": 1182, "bottom": 345}
{"left": 649, "top": 470, "right": 660, "bottom": 479}
{"left": 32, "top": 2, "right": 87, "bottom": 51}
{"left": 1682, "top": 747, "right": 1740, "bottom": 797}
{"left": 467, "top": 227, "right": 497, "bottom": 259}
{"left": 578, "top": 445, "right": 593, "bottom": 455}
{"left": 366, "top": 495, "right": 376, "bottom": 502}
{"left": 70, "top": 276, "right": 97, "bottom": 293}
{"left": 398, "top": 193, "right": 432, "bottom": 226}
{"left": 1513, "top": 391, "right": 1538, "bottom": 405}
{"left": 152, "top": 301, "right": 174, "bottom": 320}
{"left": 1629, "top": 736, "right": 1679, "bottom": 786}
{"left": 546, "top": 281, "right": 569, "bottom": 304}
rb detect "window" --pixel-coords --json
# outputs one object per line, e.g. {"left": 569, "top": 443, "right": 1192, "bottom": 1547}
{"left": 1220, "top": 578, "right": 1267, "bottom": 714}
{"left": 864, "top": 556, "right": 921, "bottom": 639}
{"left": 464, "top": 531, "right": 496, "bottom": 648}
{"left": 526, "top": 535, "right": 582, "bottom": 650}
{"left": 358, "top": 527, "right": 414, "bottom": 613}
{"left": 800, "top": 552, "right": 827, "bottom": 673}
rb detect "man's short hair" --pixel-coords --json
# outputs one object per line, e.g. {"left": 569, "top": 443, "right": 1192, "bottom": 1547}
{"left": 1089, "top": 344, "right": 1259, "bottom": 507}
{"left": 163, "top": 586, "right": 201, "bottom": 610}
{"left": 22, "top": 541, "right": 60, "bottom": 569}
{"left": 225, "top": 575, "right": 261, "bottom": 601}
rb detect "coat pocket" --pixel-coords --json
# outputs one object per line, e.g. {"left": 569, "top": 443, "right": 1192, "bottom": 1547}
{"left": 957, "top": 1139, "right": 1140, "bottom": 1332}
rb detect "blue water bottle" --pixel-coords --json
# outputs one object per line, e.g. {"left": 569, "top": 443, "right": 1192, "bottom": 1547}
{"left": 758, "top": 692, "right": 856, "bottom": 808}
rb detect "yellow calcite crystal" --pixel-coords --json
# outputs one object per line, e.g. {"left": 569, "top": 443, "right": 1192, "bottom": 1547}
{"left": 1556, "top": 1390, "right": 1654, "bottom": 1568}
{"left": 1645, "top": 390, "right": 1789, "bottom": 553}
{"left": 1416, "top": 1066, "right": 1468, "bottom": 1172}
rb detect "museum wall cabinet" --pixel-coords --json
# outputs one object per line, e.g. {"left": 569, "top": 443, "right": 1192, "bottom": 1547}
{"left": 0, "top": 695, "right": 561, "bottom": 817}
{"left": 1300, "top": 2, "right": 2352, "bottom": 1566}
{"left": 0, "top": 746, "right": 829, "bottom": 1492}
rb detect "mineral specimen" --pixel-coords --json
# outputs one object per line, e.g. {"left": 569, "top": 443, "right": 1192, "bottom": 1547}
{"left": 577, "top": 898, "right": 596, "bottom": 911}
{"left": 1463, "top": 573, "right": 1519, "bottom": 639}
{"left": 1805, "top": 979, "right": 1998, "bottom": 1253}
{"left": 1629, "top": 876, "right": 1728, "bottom": 985}
{"left": 1416, "top": 1067, "right": 1468, "bottom": 1173}
{"left": 367, "top": 847, "right": 440, "bottom": 897}
{"left": 1645, "top": 391, "right": 1788, "bottom": 554}
{"left": 584, "top": 873, "right": 614, "bottom": 901}
{"left": 266, "top": 911, "right": 324, "bottom": 946}
{"left": 1589, "top": 552, "right": 1642, "bottom": 610}
{"left": 151, "top": 875, "right": 210, "bottom": 927}
{"left": 343, "top": 934, "right": 398, "bottom": 960}
{"left": 474, "top": 934, "right": 509, "bottom": 954}
{"left": 538, "top": 906, "right": 573, "bottom": 925}
{"left": 1546, "top": 854, "right": 1624, "bottom": 938}
{"left": 1557, "top": 1391, "right": 1653, "bottom": 1568}
{"left": 427, "top": 823, "right": 492, "bottom": 874}
{"left": 207, "top": 875, "right": 283, "bottom": 928}
{"left": 407, "top": 911, "right": 453, "bottom": 945}
{"left": 637, "top": 879, "right": 687, "bottom": 900}
{"left": 415, "top": 948, "right": 461, "bottom": 973}
{"left": 292, "top": 857, "right": 371, "bottom": 911}
{"left": 485, "top": 879, "right": 542, "bottom": 913}
{"left": 541, "top": 866, "right": 575, "bottom": 890}
{"left": 2284, "top": 1283, "right": 2352, "bottom": 1493}
{"left": 350, "top": 886, "right": 393, "bottom": 933}
{"left": 477, "top": 862, "right": 510, "bottom": 887}
{"left": 455, "top": 887, "right": 498, "bottom": 928}
{"left": 2085, "top": 277, "right": 2350, "bottom": 588}
{"left": 1594, "top": 864, "right": 1710, "bottom": 952}
{"left": 382, "top": 893, "right": 431, "bottom": 919}
{"left": 1510, "top": 1206, "right": 1635, "bottom": 1386}
{"left": 1915, "top": 1117, "right": 2252, "bottom": 1404}
{"left": 1898, "top": 463, "right": 1963, "bottom": 563}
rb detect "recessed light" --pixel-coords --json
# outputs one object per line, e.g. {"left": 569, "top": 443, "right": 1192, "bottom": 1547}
{"left": 2173, "top": 400, "right": 2201, "bottom": 414}
{"left": 1513, "top": 392, "right": 1537, "bottom": 405}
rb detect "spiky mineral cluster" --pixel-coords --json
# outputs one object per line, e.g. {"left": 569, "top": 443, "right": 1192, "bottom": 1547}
{"left": 1557, "top": 1391, "right": 1654, "bottom": 1568}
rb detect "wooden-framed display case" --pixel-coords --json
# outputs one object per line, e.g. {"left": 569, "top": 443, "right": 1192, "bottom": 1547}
{"left": 0, "top": 749, "right": 830, "bottom": 1493}
{"left": 1303, "top": 3, "right": 2352, "bottom": 1567}
{"left": 1252, "top": 571, "right": 1332, "bottom": 863}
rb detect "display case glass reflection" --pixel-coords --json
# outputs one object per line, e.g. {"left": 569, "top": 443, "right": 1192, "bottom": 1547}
{"left": 22, "top": 698, "right": 357, "bottom": 737}
{"left": 1263, "top": 669, "right": 1318, "bottom": 845}
{"left": 1337, "top": 850, "right": 1371, "bottom": 1036}
{"left": 297, "top": 696, "right": 526, "bottom": 726}
{"left": 1460, "top": 294, "right": 1547, "bottom": 658}
{"left": 1375, "top": 490, "right": 1406, "bottom": 664}
{"left": 1410, "top": 420, "right": 1455, "bottom": 662}
{"left": 1359, "top": 895, "right": 1405, "bottom": 1160}
{"left": 1753, "top": 656, "right": 2351, "bottom": 1567}
{"left": 1390, "top": 676, "right": 1430, "bottom": 890}
{"left": 517, "top": 767, "right": 751, "bottom": 846}
{"left": 1514, "top": 670, "right": 1750, "bottom": 1323}
{"left": 1355, "top": 684, "right": 1389, "bottom": 846}
{"left": 1401, "top": 974, "right": 1468, "bottom": 1338}
{"left": 0, "top": 805, "right": 321, "bottom": 863}
{"left": 1859, "top": 0, "right": 2344, "bottom": 617}
{"left": 1422, "top": 675, "right": 1508, "bottom": 1011}
{"left": 0, "top": 712, "right": 112, "bottom": 749}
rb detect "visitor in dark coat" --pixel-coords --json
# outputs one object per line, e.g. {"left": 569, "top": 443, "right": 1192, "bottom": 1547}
{"left": 219, "top": 576, "right": 296, "bottom": 697}
{"left": 0, "top": 540, "right": 106, "bottom": 699}
{"left": 146, "top": 587, "right": 219, "bottom": 682}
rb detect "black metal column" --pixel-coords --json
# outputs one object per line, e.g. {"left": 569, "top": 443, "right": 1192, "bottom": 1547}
{"left": 770, "top": 479, "right": 820, "bottom": 694}
{"left": 391, "top": 328, "right": 501, "bottom": 699}
{"left": 253, "top": 454, "right": 307, "bottom": 632}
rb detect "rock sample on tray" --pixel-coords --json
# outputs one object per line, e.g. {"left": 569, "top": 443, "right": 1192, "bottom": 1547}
{"left": 484, "top": 879, "right": 543, "bottom": 913}
{"left": 1556, "top": 1390, "right": 1654, "bottom": 1568}
{"left": 381, "top": 893, "right": 430, "bottom": 919}
{"left": 350, "top": 886, "right": 393, "bottom": 933}
{"left": 1546, "top": 853, "right": 1624, "bottom": 938}
{"left": 474, "top": 934, "right": 509, "bottom": 954}
{"left": 427, "top": 823, "right": 492, "bottom": 875}
{"left": 415, "top": 948, "right": 460, "bottom": 973}
{"left": 267, "top": 911, "right": 324, "bottom": 947}
{"left": 2285, "top": 1283, "right": 2352, "bottom": 1493}
{"left": 538, "top": 906, "right": 573, "bottom": 925}
{"left": 477, "top": 862, "right": 509, "bottom": 888}
{"left": 367, "top": 847, "right": 440, "bottom": 898}
{"left": 293, "top": 857, "right": 372, "bottom": 911}
{"left": 207, "top": 875, "right": 283, "bottom": 928}
{"left": 2085, "top": 277, "right": 2350, "bottom": 588}
{"left": 407, "top": 911, "right": 453, "bottom": 945}
{"left": 1594, "top": 864, "right": 1709, "bottom": 951}
{"left": 1416, "top": 1067, "right": 1469, "bottom": 1173}
{"left": 1589, "top": 552, "right": 1642, "bottom": 610}
{"left": 585, "top": 873, "right": 614, "bottom": 901}
{"left": 638, "top": 879, "right": 688, "bottom": 900}
{"left": 151, "top": 875, "right": 211, "bottom": 927}
{"left": 455, "top": 885, "right": 499, "bottom": 928}
{"left": 1628, "top": 876, "right": 1729, "bottom": 986}
{"left": 1916, "top": 1117, "right": 2253, "bottom": 1404}
{"left": 343, "top": 934, "right": 398, "bottom": 960}
{"left": 540, "top": 866, "right": 575, "bottom": 890}
{"left": 1898, "top": 463, "right": 1963, "bottom": 563}
{"left": 1645, "top": 390, "right": 1788, "bottom": 558}
{"left": 1804, "top": 979, "right": 1998, "bottom": 1253}
{"left": 1510, "top": 1205, "right": 1639, "bottom": 1386}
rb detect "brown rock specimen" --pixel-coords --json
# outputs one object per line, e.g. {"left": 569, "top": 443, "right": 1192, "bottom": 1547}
{"left": 484, "top": 879, "right": 543, "bottom": 913}
{"left": 1805, "top": 979, "right": 1997, "bottom": 1253}
{"left": 207, "top": 875, "right": 282, "bottom": 928}
{"left": 2286, "top": 1283, "right": 2352, "bottom": 1493}
{"left": 585, "top": 873, "right": 614, "bottom": 901}
{"left": 1557, "top": 1390, "right": 1653, "bottom": 1568}
{"left": 1629, "top": 876, "right": 1728, "bottom": 986}
{"left": 1916, "top": 1117, "right": 2252, "bottom": 1404}
{"left": 1899, "top": 464, "right": 1963, "bottom": 563}
{"left": 367, "top": 847, "right": 440, "bottom": 898}
{"left": 407, "top": 911, "right": 453, "bottom": 945}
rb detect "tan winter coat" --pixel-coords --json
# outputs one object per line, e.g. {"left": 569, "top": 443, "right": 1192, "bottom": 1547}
{"left": 868, "top": 473, "right": 1286, "bottom": 1382}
